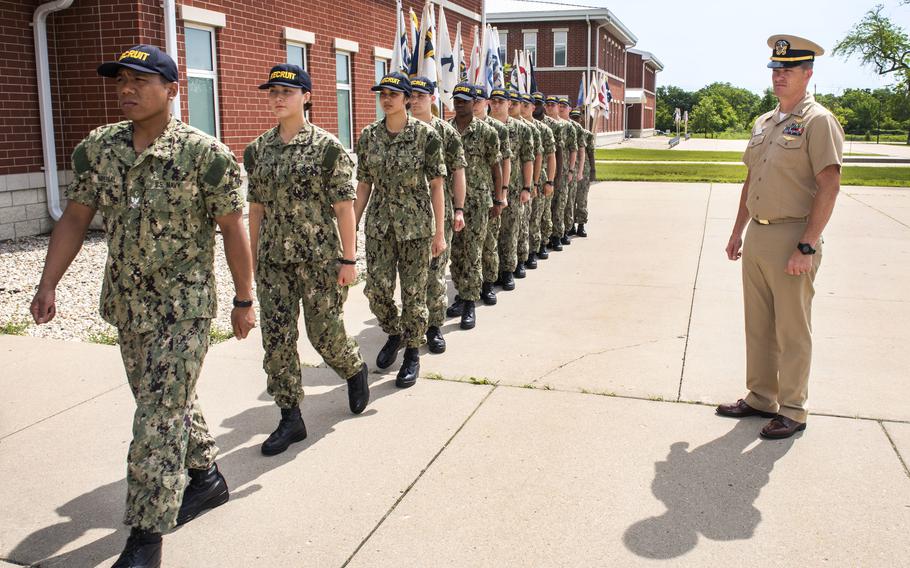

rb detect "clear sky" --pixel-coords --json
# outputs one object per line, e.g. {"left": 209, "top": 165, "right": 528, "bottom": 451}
{"left": 485, "top": 0, "right": 910, "bottom": 95}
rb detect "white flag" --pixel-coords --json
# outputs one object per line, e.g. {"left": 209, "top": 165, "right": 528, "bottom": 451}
{"left": 468, "top": 26, "right": 481, "bottom": 85}
{"left": 416, "top": 1, "right": 437, "bottom": 94}
{"left": 391, "top": 0, "right": 409, "bottom": 73}
{"left": 485, "top": 25, "right": 504, "bottom": 90}
{"left": 436, "top": 5, "right": 456, "bottom": 110}
{"left": 454, "top": 22, "right": 465, "bottom": 82}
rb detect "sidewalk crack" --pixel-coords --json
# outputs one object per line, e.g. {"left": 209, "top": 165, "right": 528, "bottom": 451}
{"left": 879, "top": 421, "right": 910, "bottom": 480}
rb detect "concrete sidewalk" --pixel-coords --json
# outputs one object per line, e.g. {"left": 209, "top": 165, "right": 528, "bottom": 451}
{"left": 2, "top": 182, "right": 909, "bottom": 567}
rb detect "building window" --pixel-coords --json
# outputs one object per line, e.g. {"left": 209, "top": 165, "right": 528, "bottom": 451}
{"left": 287, "top": 42, "right": 308, "bottom": 70}
{"left": 185, "top": 25, "right": 220, "bottom": 138}
{"left": 553, "top": 30, "right": 567, "bottom": 67}
{"left": 498, "top": 30, "right": 508, "bottom": 64}
{"left": 336, "top": 51, "right": 353, "bottom": 149}
{"left": 523, "top": 32, "right": 537, "bottom": 64}
{"left": 375, "top": 58, "right": 388, "bottom": 120}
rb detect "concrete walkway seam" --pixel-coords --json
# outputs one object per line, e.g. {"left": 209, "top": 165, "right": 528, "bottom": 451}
{"left": 879, "top": 421, "right": 910, "bottom": 480}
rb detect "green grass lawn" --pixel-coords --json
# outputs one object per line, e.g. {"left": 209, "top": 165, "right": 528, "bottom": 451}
{"left": 596, "top": 148, "right": 884, "bottom": 162}
{"left": 595, "top": 163, "right": 910, "bottom": 187}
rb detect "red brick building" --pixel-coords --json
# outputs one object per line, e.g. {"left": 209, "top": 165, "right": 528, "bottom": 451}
{"left": 0, "top": 0, "right": 482, "bottom": 240}
{"left": 487, "top": 3, "right": 662, "bottom": 144}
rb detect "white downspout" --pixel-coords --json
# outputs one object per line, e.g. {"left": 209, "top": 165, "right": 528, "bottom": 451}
{"left": 33, "top": 0, "right": 74, "bottom": 222}
{"left": 585, "top": 15, "right": 591, "bottom": 131}
{"left": 163, "top": 0, "right": 181, "bottom": 119}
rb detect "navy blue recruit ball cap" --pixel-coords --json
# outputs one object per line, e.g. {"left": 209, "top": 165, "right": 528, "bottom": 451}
{"left": 259, "top": 64, "right": 311, "bottom": 91}
{"left": 569, "top": 108, "right": 581, "bottom": 117}
{"left": 472, "top": 85, "right": 488, "bottom": 99}
{"left": 558, "top": 96, "right": 570, "bottom": 106}
{"left": 452, "top": 82, "right": 475, "bottom": 101}
{"left": 532, "top": 91, "right": 545, "bottom": 104}
{"left": 98, "top": 45, "right": 178, "bottom": 83}
{"left": 410, "top": 76, "right": 435, "bottom": 95}
{"left": 520, "top": 93, "right": 533, "bottom": 104}
{"left": 508, "top": 89, "right": 520, "bottom": 102}
{"left": 489, "top": 88, "right": 509, "bottom": 100}
{"left": 372, "top": 72, "right": 412, "bottom": 95}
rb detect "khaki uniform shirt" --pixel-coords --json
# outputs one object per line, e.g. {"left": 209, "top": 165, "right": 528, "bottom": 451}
{"left": 743, "top": 93, "right": 844, "bottom": 221}
{"left": 356, "top": 116, "right": 447, "bottom": 241}
{"left": 245, "top": 123, "right": 354, "bottom": 264}
{"left": 450, "top": 117, "right": 501, "bottom": 210}
{"left": 66, "top": 117, "right": 244, "bottom": 334}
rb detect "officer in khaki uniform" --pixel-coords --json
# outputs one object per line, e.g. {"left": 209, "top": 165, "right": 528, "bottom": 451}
{"left": 30, "top": 46, "right": 256, "bottom": 567}
{"left": 246, "top": 65, "right": 369, "bottom": 457}
{"left": 717, "top": 35, "right": 844, "bottom": 439}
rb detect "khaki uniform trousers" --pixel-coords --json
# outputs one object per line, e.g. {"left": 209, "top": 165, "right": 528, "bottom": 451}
{"left": 742, "top": 220, "right": 822, "bottom": 423}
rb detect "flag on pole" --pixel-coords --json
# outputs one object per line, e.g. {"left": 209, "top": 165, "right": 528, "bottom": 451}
{"left": 484, "top": 25, "right": 503, "bottom": 90}
{"left": 436, "top": 5, "right": 457, "bottom": 110}
{"left": 416, "top": 1, "right": 438, "bottom": 99}
{"left": 510, "top": 51, "right": 520, "bottom": 91}
{"left": 408, "top": 8, "right": 420, "bottom": 76}
{"left": 454, "top": 22, "right": 466, "bottom": 81}
{"left": 391, "top": 0, "right": 409, "bottom": 73}
{"left": 576, "top": 74, "right": 585, "bottom": 107}
{"left": 528, "top": 51, "right": 537, "bottom": 93}
{"left": 468, "top": 26, "right": 481, "bottom": 85}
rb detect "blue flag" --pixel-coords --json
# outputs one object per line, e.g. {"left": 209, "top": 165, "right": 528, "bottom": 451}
{"left": 576, "top": 75, "right": 585, "bottom": 107}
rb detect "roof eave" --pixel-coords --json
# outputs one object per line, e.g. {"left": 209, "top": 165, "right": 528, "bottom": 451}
{"left": 488, "top": 8, "right": 638, "bottom": 47}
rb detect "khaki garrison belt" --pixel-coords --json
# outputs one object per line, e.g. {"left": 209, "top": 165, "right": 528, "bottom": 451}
{"left": 753, "top": 216, "right": 809, "bottom": 225}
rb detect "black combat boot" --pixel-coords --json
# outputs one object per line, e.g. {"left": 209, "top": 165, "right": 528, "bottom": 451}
{"left": 111, "top": 528, "right": 162, "bottom": 568}
{"left": 549, "top": 235, "right": 563, "bottom": 252}
{"left": 513, "top": 263, "right": 526, "bottom": 279}
{"left": 396, "top": 347, "right": 420, "bottom": 388}
{"left": 525, "top": 252, "right": 538, "bottom": 269}
{"left": 261, "top": 407, "right": 307, "bottom": 456}
{"left": 567, "top": 224, "right": 577, "bottom": 236}
{"left": 560, "top": 231, "right": 571, "bottom": 245}
{"left": 481, "top": 282, "right": 497, "bottom": 306}
{"left": 537, "top": 245, "right": 550, "bottom": 260}
{"left": 576, "top": 224, "right": 587, "bottom": 237}
{"left": 376, "top": 334, "right": 402, "bottom": 369}
{"left": 346, "top": 363, "right": 370, "bottom": 414}
{"left": 445, "top": 296, "right": 464, "bottom": 317}
{"left": 460, "top": 300, "right": 476, "bottom": 330}
{"left": 497, "top": 271, "right": 515, "bottom": 291}
{"left": 426, "top": 326, "right": 446, "bottom": 354}
{"left": 176, "top": 463, "right": 229, "bottom": 525}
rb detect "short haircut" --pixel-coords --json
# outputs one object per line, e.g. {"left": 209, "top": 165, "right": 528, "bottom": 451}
{"left": 798, "top": 61, "right": 814, "bottom": 71}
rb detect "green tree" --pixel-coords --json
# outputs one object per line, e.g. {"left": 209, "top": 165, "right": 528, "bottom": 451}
{"left": 656, "top": 85, "right": 699, "bottom": 133}
{"left": 698, "top": 82, "right": 760, "bottom": 130}
{"left": 834, "top": 4, "right": 910, "bottom": 142}
{"left": 840, "top": 89, "right": 881, "bottom": 134}
{"left": 757, "top": 88, "right": 777, "bottom": 116}
{"left": 690, "top": 93, "right": 737, "bottom": 137}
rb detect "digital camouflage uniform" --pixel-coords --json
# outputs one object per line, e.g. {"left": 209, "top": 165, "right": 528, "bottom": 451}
{"left": 551, "top": 118, "right": 577, "bottom": 238}
{"left": 426, "top": 116, "right": 466, "bottom": 326}
{"left": 65, "top": 117, "right": 243, "bottom": 533}
{"left": 519, "top": 116, "right": 544, "bottom": 264}
{"left": 531, "top": 117, "right": 556, "bottom": 253}
{"left": 575, "top": 128, "right": 596, "bottom": 224}
{"left": 483, "top": 115, "right": 511, "bottom": 283}
{"left": 245, "top": 122, "right": 364, "bottom": 409}
{"left": 565, "top": 120, "right": 586, "bottom": 232}
{"left": 449, "top": 117, "right": 501, "bottom": 301}
{"left": 356, "top": 116, "right": 447, "bottom": 348}
{"left": 498, "top": 116, "right": 535, "bottom": 272}
{"left": 541, "top": 115, "right": 563, "bottom": 242}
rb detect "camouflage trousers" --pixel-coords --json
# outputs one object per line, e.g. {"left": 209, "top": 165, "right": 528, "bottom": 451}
{"left": 119, "top": 318, "right": 218, "bottom": 533}
{"left": 483, "top": 213, "right": 501, "bottom": 283}
{"left": 518, "top": 196, "right": 531, "bottom": 264}
{"left": 529, "top": 193, "right": 547, "bottom": 253}
{"left": 564, "top": 178, "right": 578, "bottom": 232}
{"left": 540, "top": 193, "right": 553, "bottom": 247}
{"left": 427, "top": 220, "right": 455, "bottom": 327}
{"left": 450, "top": 204, "right": 488, "bottom": 302}
{"left": 575, "top": 177, "right": 591, "bottom": 224}
{"left": 257, "top": 258, "right": 363, "bottom": 409}
{"left": 498, "top": 187, "right": 524, "bottom": 273}
{"left": 550, "top": 175, "right": 569, "bottom": 238}
{"left": 365, "top": 235, "right": 431, "bottom": 348}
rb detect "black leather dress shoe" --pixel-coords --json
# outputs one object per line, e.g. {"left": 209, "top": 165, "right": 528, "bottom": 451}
{"left": 549, "top": 236, "right": 563, "bottom": 252}
{"left": 426, "top": 326, "right": 446, "bottom": 354}
{"left": 716, "top": 399, "right": 777, "bottom": 419}
{"left": 481, "top": 282, "right": 497, "bottom": 305}
{"left": 376, "top": 334, "right": 402, "bottom": 369}
{"left": 760, "top": 415, "right": 807, "bottom": 439}
{"left": 525, "top": 252, "right": 538, "bottom": 269}
{"left": 513, "top": 263, "right": 526, "bottom": 279}
{"left": 498, "top": 271, "right": 515, "bottom": 291}
{"left": 537, "top": 245, "right": 549, "bottom": 260}
{"left": 112, "top": 529, "right": 161, "bottom": 568}
{"left": 460, "top": 301, "right": 476, "bottom": 330}
{"left": 261, "top": 407, "right": 307, "bottom": 456}
{"left": 346, "top": 363, "right": 370, "bottom": 414}
{"left": 176, "top": 463, "right": 229, "bottom": 525}
{"left": 396, "top": 347, "right": 419, "bottom": 388}
{"left": 446, "top": 297, "right": 464, "bottom": 317}
{"left": 576, "top": 224, "right": 587, "bottom": 237}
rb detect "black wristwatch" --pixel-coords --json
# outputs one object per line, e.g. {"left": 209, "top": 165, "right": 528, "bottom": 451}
{"left": 544, "top": 180, "right": 554, "bottom": 187}
{"left": 521, "top": 186, "right": 531, "bottom": 193}
{"left": 797, "top": 242, "right": 816, "bottom": 255}
{"left": 501, "top": 185, "right": 509, "bottom": 191}
{"left": 454, "top": 207, "right": 465, "bottom": 213}
{"left": 493, "top": 199, "right": 505, "bottom": 206}
{"left": 233, "top": 297, "right": 253, "bottom": 308}
{"left": 338, "top": 258, "right": 356, "bottom": 265}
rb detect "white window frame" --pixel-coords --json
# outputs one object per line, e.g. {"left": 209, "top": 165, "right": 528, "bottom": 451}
{"left": 286, "top": 41, "right": 309, "bottom": 70}
{"left": 498, "top": 30, "right": 508, "bottom": 65}
{"left": 185, "top": 23, "right": 221, "bottom": 139}
{"left": 523, "top": 31, "right": 537, "bottom": 65}
{"left": 336, "top": 50, "right": 354, "bottom": 150}
{"left": 374, "top": 57, "right": 389, "bottom": 120}
{"left": 553, "top": 30, "right": 568, "bottom": 68}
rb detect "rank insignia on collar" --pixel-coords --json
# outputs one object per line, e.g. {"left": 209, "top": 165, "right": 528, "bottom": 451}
{"left": 782, "top": 121, "right": 805, "bottom": 136}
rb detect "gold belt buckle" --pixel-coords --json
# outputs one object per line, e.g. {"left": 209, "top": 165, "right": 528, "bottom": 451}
{"left": 756, "top": 218, "right": 771, "bottom": 225}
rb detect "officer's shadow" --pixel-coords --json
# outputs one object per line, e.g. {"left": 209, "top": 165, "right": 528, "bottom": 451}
{"left": 623, "top": 419, "right": 797, "bottom": 559}
{"left": 9, "top": 364, "right": 399, "bottom": 567}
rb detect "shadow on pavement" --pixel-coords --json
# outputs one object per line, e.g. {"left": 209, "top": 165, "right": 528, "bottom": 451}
{"left": 10, "top": 365, "right": 400, "bottom": 568}
{"left": 623, "top": 418, "right": 797, "bottom": 559}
